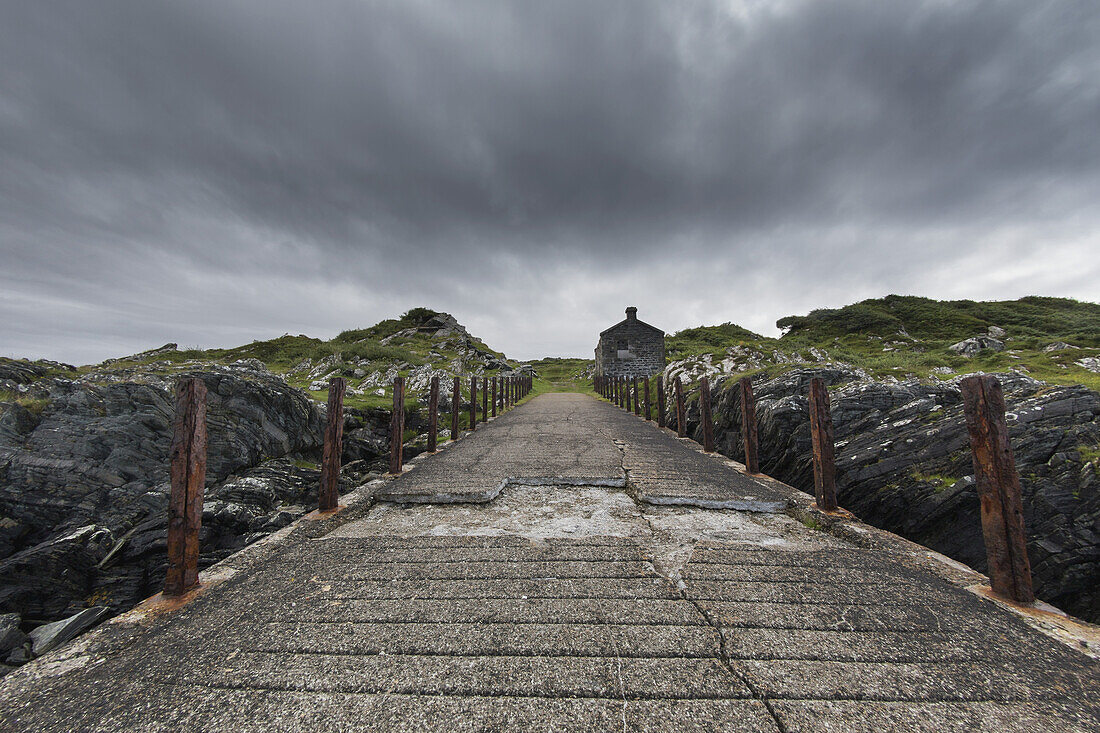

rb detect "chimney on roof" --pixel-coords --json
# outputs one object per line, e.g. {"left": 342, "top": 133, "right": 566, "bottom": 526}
{"left": 626, "top": 306, "right": 638, "bottom": 321}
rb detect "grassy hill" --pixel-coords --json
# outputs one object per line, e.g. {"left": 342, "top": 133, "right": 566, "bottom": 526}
{"left": 664, "top": 295, "right": 1100, "bottom": 390}
{"left": 4, "top": 309, "right": 518, "bottom": 412}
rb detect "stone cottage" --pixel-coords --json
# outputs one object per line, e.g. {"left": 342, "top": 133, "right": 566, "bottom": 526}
{"left": 595, "top": 307, "right": 665, "bottom": 377}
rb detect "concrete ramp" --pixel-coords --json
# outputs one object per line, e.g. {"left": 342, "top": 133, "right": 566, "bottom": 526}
{"left": 1, "top": 393, "right": 1097, "bottom": 731}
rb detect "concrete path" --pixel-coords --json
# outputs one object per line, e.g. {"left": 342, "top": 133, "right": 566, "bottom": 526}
{"left": 1, "top": 393, "right": 1098, "bottom": 731}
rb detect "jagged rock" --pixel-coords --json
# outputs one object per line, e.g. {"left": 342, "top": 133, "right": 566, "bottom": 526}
{"left": 0, "top": 367, "right": 328, "bottom": 623}
{"left": 948, "top": 335, "right": 1005, "bottom": 356}
{"left": 1076, "top": 357, "right": 1100, "bottom": 374}
{"left": 1045, "top": 342, "right": 1079, "bottom": 352}
{"left": 693, "top": 367, "right": 1100, "bottom": 623}
{"left": 103, "top": 343, "right": 178, "bottom": 365}
{"left": 27, "top": 606, "right": 110, "bottom": 656}
{"left": 0, "top": 613, "right": 25, "bottom": 657}
{"left": 988, "top": 325, "right": 1006, "bottom": 338}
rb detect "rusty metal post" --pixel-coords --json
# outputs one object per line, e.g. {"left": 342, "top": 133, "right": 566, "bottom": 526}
{"left": 739, "top": 377, "right": 759, "bottom": 474}
{"left": 625, "top": 377, "right": 632, "bottom": 412}
{"left": 427, "top": 376, "right": 439, "bottom": 452}
{"left": 808, "top": 377, "right": 838, "bottom": 511}
{"left": 482, "top": 377, "right": 488, "bottom": 420}
{"left": 319, "top": 377, "right": 345, "bottom": 511}
{"left": 960, "top": 375, "right": 1035, "bottom": 603}
{"left": 643, "top": 378, "right": 651, "bottom": 421}
{"left": 389, "top": 376, "right": 405, "bottom": 474}
{"left": 470, "top": 376, "right": 477, "bottom": 431}
{"left": 675, "top": 376, "right": 686, "bottom": 438}
{"left": 165, "top": 378, "right": 208, "bottom": 597}
{"left": 699, "top": 377, "right": 714, "bottom": 451}
{"left": 657, "top": 377, "right": 666, "bottom": 427}
{"left": 633, "top": 377, "right": 641, "bottom": 416}
{"left": 451, "top": 376, "right": 461, "bottom": 440}
{"left": 491, "top": 377, "right": 497, "bottom": 417}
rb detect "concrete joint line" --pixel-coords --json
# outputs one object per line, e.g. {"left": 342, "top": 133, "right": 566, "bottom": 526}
{"left": 381, "top": 476, "right": 627, "bottom": 505}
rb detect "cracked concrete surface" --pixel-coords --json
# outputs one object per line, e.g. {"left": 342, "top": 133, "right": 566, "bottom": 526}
{"left": 1, "top": 393, "right": 1098, "bottom": 731}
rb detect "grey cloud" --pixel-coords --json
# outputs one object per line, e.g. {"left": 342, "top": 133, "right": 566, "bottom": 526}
{"left": 1, "top": 0, "right": 1098, "bottom": 364}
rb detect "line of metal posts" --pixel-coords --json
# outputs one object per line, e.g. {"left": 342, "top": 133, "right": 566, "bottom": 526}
{"left": 165, "top": 377, "right": 207, "bottom": 597}
{"left": 960, "top": 375, "right": 1035, "bottom": 603}
{"left": 675, "top": 376, "right": 686, "bottom": 437}
{"left": 739, "top": 377, "right": 759, "bottom": 473}
{"left": 427, "top": 376, "right": 439, "bottom": 452}
{"left": 643, "top": 378, "right": 651, "bottom": 421}
{"left": 469, "top": 376, "right": 477, "bottom": 431}
{"left": 389, "top": 376, "right": 405, "bottom": 474}
{"left": 657, "top": 376, "right": 666, "bottom": 427}
{"left": 319, "top": 377, "right": 345, "bottom": 511}
{"left": 807, "top": 377, "right": 838, "bottom": 511}
{"left": 451, "top": 376, "right": 460, "bottom": 440}
{"left": 699, "top": 376, "right": 714, "bottom": 452}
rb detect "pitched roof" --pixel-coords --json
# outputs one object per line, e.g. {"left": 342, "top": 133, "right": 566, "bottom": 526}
{"left": 599, "top": 316, "right": 664, "bottom": 338}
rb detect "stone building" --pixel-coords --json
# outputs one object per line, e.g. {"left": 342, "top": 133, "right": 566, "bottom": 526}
{"left": 595, "top": 307, "right": 665, "bottom": 377}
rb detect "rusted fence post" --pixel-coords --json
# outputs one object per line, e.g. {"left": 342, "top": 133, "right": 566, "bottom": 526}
{"left": 643, "top": 378, "right": 651, "bottom": 421}
{"left": 699, "top": 377, "right": 714, "bottom": 451}
{"left": 165, "top": 378, "right": 207, "bottom": 597}
{"left": 633, "top": 377, "right": 641, "bottom": 416}
{"left": 808, "top": 377, "right": 838, "bottom": 511}
{"left": 960, "top": 375, "right": 1035, "bottom": 603}
{"left": 427, "top": 376, "right": 439, "bottom": 452}
{"left": 625, "top": 377, "right": 633, "bottom": 412}
{"left": 319, "top": 377, "right": 345, "bottom": 511}
{"left": 482, "top": 377, "right": 488, "bottom": 420}
{"left": 675, "top": 377, "right": 686, "bottom": 438}
{"left": 470, "top": 376, "right": 477, "bottom": 431}
{"left": 491, "top": 377, "right": 497, "bottom": 417}
{"left": 657, "top": 377, "right": 666, "bottom": 427}
{"left": 451, "top": 376, "right": 461, "bottom": 440}
{"left": 739, "top": 377, "right": 759, "bottom": 473}
{"left": 389, "top": 376, "right": 405, "bottom": 474}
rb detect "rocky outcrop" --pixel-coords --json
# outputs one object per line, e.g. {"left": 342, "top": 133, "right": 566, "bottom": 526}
{"left": 0, "top": 361, "right": 381, "bottom": 668}
{"left": 948, "top": 335, "right": 1005, "bottom": 356}
{"left": 680, "top": 367, "right": 1100, "bottom": 624}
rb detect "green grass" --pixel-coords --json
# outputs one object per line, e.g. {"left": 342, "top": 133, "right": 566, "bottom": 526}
{"left": 776, "top": 295, "right": 1100, "bottom": 345}
{"left": 526, "top": 358, "right": 594, "bottom": 394}
{"left": 0, "top": 390, "right": 50, "bottom": 416}
{"left": 658, "top": 296, "right": 1100, "bottom": 392}
{"left": 911, "top": 470, "right": 960, "bottom": 494}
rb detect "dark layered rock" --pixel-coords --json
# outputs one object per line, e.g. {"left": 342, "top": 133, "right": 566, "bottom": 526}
{"left": 0, "top": 363, "right": 341, "bottom": 634}
{"left": 686, "top": 368, "right": 1100, "bottom": 623}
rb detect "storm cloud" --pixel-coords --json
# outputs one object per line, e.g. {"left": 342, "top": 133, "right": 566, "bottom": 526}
{"left": 2, "top": 0, "right": 1098, "bottom": 363}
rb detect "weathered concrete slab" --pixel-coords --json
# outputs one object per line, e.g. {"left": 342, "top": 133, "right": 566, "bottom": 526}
{"left": 0, "top": 393, "right": 1096, "bottom": 732}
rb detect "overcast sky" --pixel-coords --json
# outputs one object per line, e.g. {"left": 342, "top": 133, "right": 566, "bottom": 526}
{"left": 2, "top": 1, "right": 1098, "bottom": 365}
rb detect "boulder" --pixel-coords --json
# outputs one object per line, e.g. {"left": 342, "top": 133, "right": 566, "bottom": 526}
{"left": 0, "top": 613, "right": 26, "bottom": 657}
{"left": 948, "top": 335, "right": 1005, "bottom": 356}
{"left": 27, "top": 606, "right": 111, "bottom": 656}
